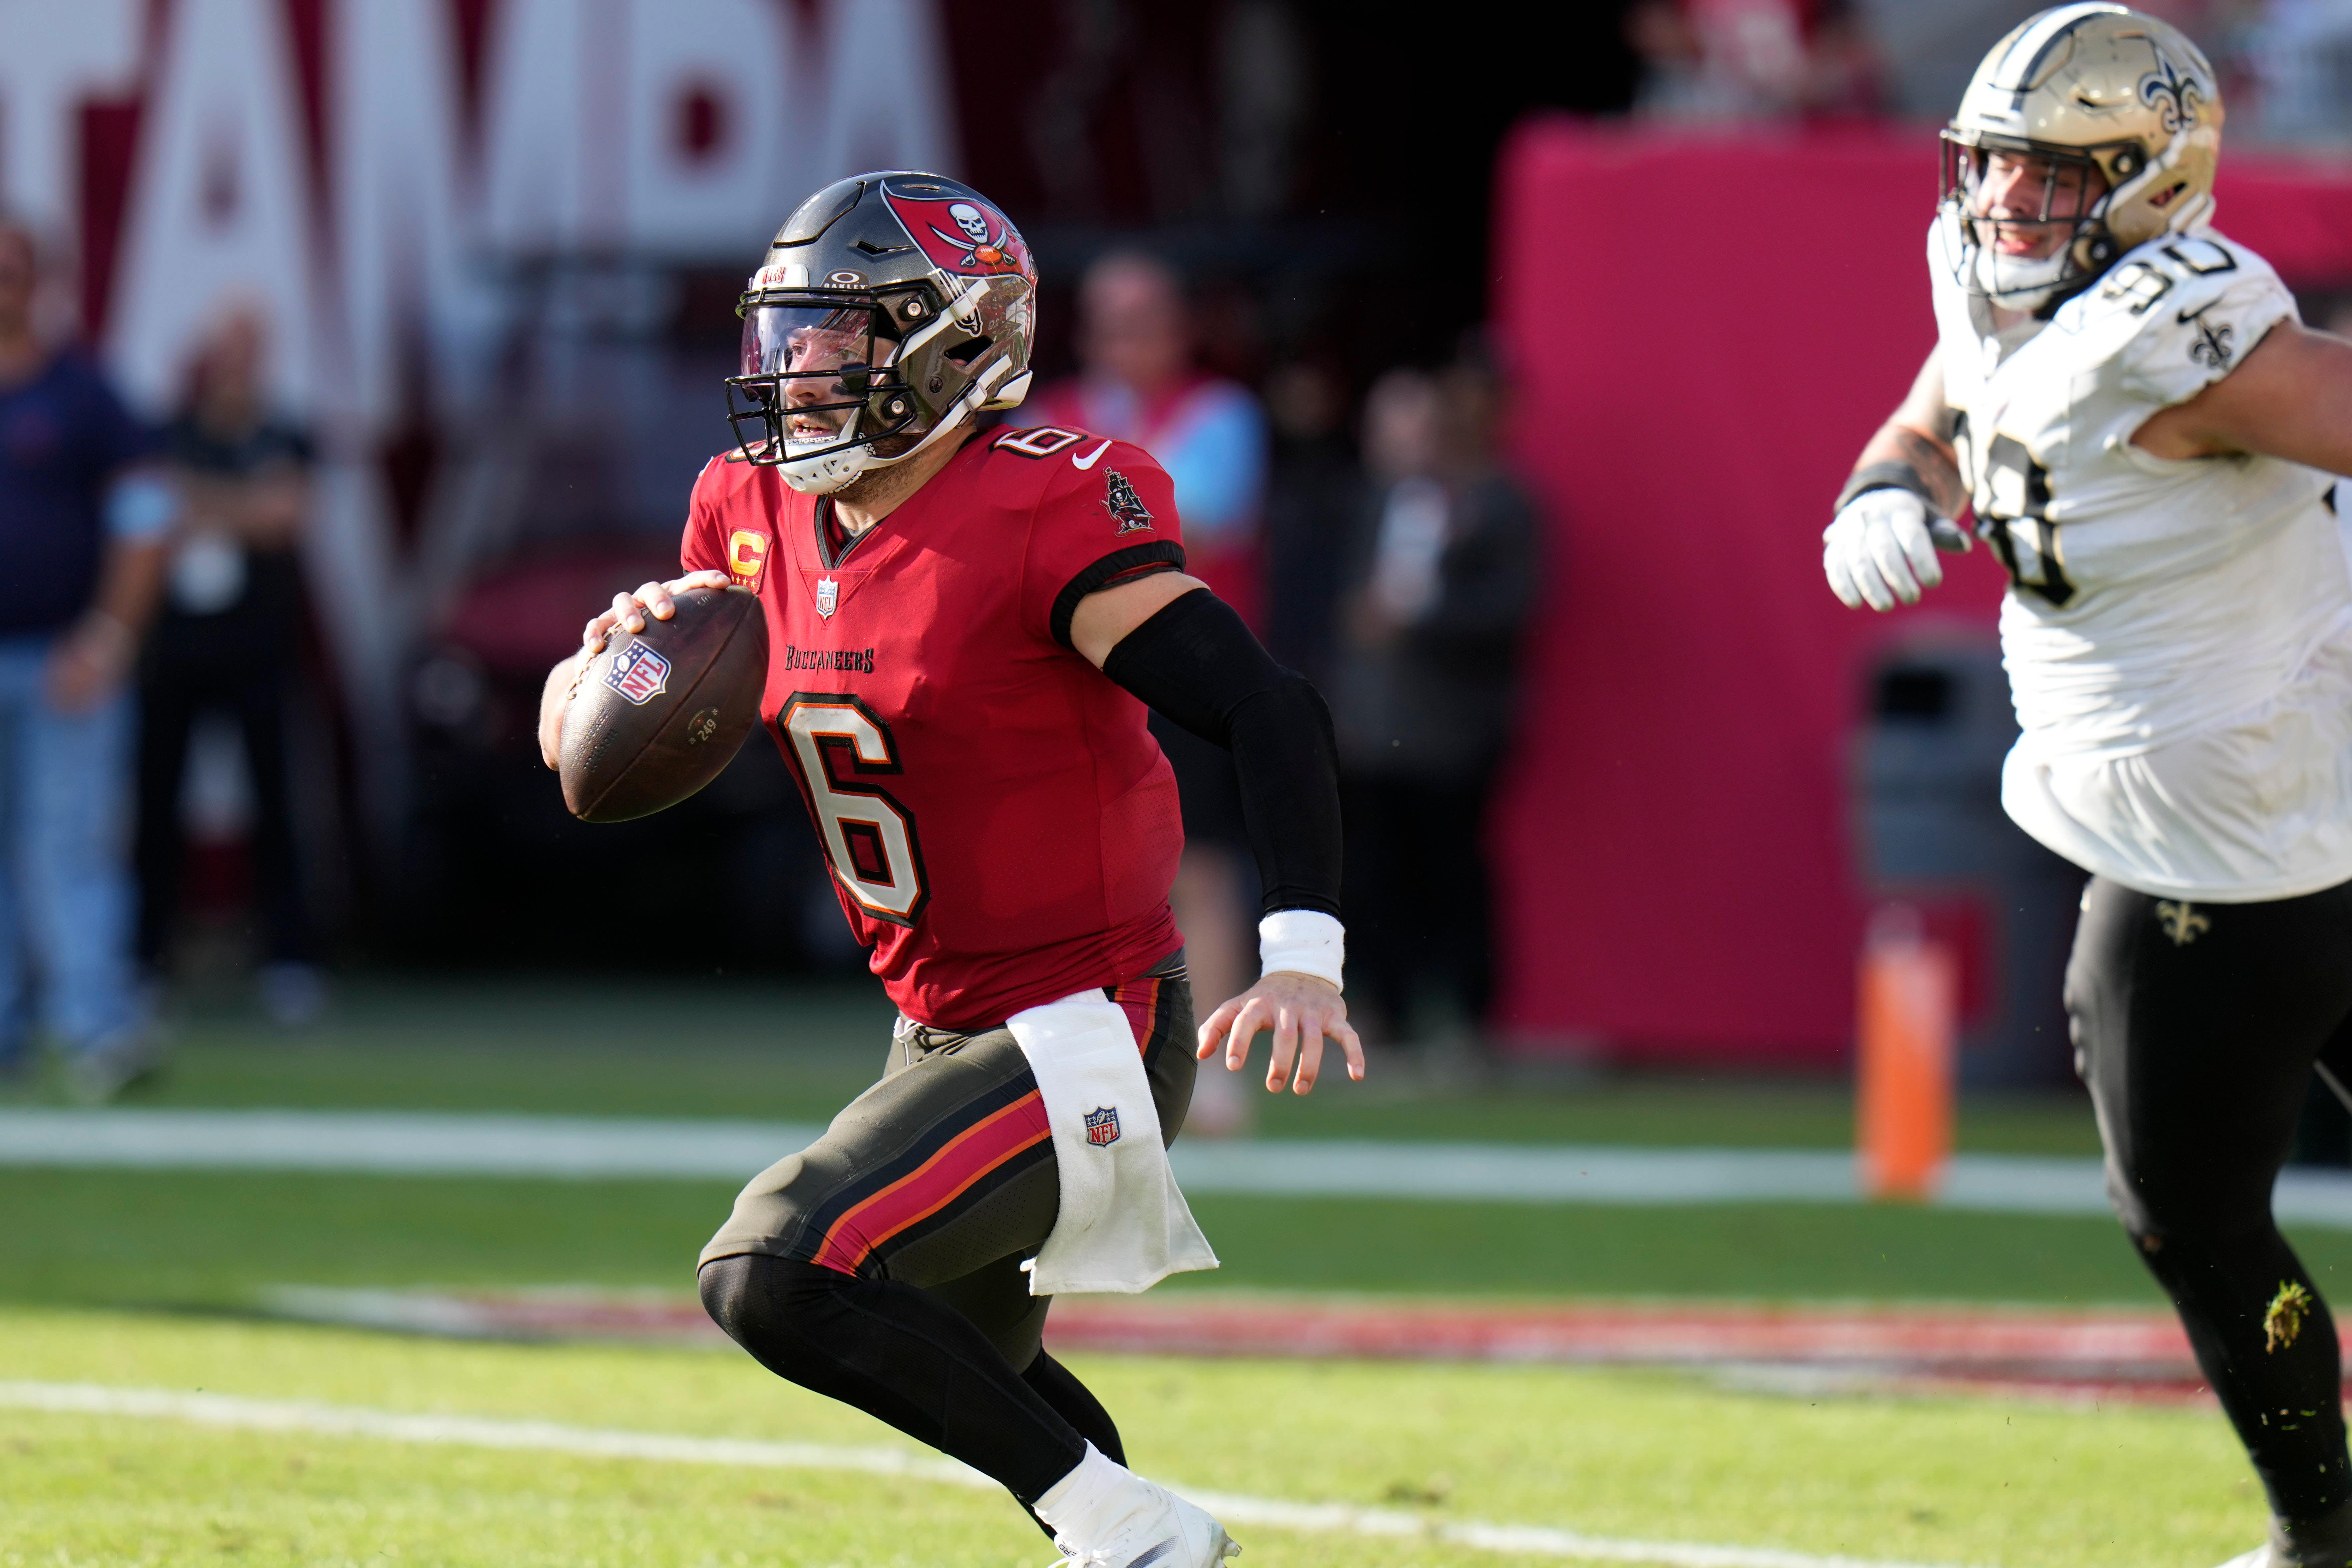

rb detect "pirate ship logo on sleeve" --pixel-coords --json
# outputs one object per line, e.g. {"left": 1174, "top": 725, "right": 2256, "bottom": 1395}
{"left": 1103, "top": 470, "right": 1154, "bottom": 534}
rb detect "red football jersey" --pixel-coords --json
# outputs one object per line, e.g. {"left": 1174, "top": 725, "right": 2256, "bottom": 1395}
{"left": 682, "top": 426, "right": 1188, "bottom": 1030}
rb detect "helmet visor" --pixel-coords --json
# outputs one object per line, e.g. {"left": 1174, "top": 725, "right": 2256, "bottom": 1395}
{"left": 740, "top": 302, "right": 891, "bottom": 377}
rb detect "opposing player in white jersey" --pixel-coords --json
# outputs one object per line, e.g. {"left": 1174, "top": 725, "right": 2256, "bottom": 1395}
{"left": 1823, "top": 7, "right": 2352, "bottom": 1563}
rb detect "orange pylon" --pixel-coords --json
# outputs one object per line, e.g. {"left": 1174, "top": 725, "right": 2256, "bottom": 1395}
{"left": 1856, "top": 908, "right": 1957, "bottom": 1201}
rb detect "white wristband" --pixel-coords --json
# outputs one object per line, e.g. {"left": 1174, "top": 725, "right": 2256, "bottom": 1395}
{"left": 1259, "top": 909, "right": 1344, "bottom": 991}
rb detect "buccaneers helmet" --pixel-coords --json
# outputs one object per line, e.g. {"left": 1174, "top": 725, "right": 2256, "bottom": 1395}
{"left": 727, "top": 172, "right": 1036, "bottom": 493}
{"left": 1941, "top": 3, "right": 2222, "bottom": 311}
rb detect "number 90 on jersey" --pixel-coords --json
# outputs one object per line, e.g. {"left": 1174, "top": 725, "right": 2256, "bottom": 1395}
{"left": 1957, "top": 423, "right": 2077, "bottom": 608}
{"left": 779, "top": 694, "right": 930, "bottom": 926}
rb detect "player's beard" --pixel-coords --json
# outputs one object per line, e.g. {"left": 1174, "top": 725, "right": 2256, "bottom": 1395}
{"left": 824, "top": 428, "right": 940, "bottom": 512}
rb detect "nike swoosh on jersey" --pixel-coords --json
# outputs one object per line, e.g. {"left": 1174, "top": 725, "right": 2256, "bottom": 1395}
{"left": 1072, "top": 439, "right": 1113, "bottom": 471}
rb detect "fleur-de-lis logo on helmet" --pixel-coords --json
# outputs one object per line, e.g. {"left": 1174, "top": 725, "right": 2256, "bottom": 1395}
{"left": 2138, "top": 47, "right": 2206, "bottom": 136}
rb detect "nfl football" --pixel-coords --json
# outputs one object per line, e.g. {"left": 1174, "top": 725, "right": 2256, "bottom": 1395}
{"left": 558, "top": 585, "right": 769, "bottom": 823}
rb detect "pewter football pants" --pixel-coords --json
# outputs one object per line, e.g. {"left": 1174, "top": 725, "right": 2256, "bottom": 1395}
{"left": 697, "top": 953, "right": 1193, "bottom": 1511}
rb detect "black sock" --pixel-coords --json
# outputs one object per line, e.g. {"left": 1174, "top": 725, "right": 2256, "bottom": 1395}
{"left": 2139, "top": 1225, "right": 2352, "bottom": 1530}
{"left": 1023, "top": 1350, "right": 1124, "bottom": 1465}
{"left": 699, "top": 1253, "right": 1086, "bottom": 1502}
{"left": 1005, "top": 1351, "right": 1126, "bottom": 1541}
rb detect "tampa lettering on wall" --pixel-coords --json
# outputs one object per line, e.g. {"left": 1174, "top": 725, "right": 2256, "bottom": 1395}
{"left": 0, "top": 0, "right": 954, "bottom": 826}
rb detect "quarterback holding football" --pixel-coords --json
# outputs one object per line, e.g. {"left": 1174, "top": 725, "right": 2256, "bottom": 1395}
{"left": 539, "top": 173, "right": 1356, "bottom": 1568}
{"left": 1824, "top": 8, "right": 2352, "bottom": 1563}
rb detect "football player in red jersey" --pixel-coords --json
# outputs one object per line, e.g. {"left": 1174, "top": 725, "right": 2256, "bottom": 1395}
{"left": 537, "top": 173, "right": 1355, "bottom": 1568}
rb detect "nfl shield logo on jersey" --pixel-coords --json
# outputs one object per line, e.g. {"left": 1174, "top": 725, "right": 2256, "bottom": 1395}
{"left": 605, "top": 643, "right": 672, "bottom": 705}
{"left": 816, "top": 576, "right": 839, "bottom": 619}
{"left": 1083, "top": 1106, "right": 1121, "bottom": 1147}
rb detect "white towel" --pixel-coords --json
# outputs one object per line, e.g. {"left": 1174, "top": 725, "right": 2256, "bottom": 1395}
{"left": 1008, "top": 990, "right": 1219, "bottom": 1296}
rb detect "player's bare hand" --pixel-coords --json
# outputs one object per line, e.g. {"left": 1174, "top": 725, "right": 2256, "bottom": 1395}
{"left": 1197, "top": 972, "right": 1363, "bottom": 1095}
{"left": 581, "top": 570, "right": 729, "bottom": 653}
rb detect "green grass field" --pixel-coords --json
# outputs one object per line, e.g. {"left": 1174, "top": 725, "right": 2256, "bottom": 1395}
{"left": 0, "top": 977, "right": 2294, "bottom": 1565}
{"left": 21, "top": 971, "right": 2106, "bottom": 1153}
{"left": 0, "top": 1306, "right": 2270, "bottom": 1567}
{"left": 27, "top": 1165, "right": 2352, "bottom": 1311}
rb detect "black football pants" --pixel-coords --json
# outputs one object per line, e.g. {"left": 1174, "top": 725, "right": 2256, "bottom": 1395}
{"left": 2071, "top": 874, "right": 2352, "bottom": 1532}
{"left": 135, "top": 649, "right": 312, "bottom": 968}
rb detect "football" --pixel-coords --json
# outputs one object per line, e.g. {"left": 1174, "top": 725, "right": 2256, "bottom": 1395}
{"left": 558, "top": 585, "right": 769, "bottom": 823}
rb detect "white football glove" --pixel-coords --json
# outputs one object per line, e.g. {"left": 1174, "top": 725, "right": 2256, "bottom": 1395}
{"left": 1822, "top": 488, "right": 1965, "bottom": 612}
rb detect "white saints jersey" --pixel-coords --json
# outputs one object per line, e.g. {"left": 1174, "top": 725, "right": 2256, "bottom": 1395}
{"left": 1928, "top": 214, "right": 2352, "bottom": 901}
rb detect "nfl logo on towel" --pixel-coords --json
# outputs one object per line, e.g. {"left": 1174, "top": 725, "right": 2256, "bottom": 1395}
{"left": 605, "top": 643, "right": 672, "bottom": 705}
{"left": 1083, "top": 1106, "right": 1121, "bottom": 1147}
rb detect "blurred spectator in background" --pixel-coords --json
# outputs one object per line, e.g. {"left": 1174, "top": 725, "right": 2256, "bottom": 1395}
{"left": 2242, "top": 0, "right": 2352, "bottom": 145}
{"left": 0, "top": 213, "right": 174, "bottom": 1100}
{"left": 1032, "top": 253, "right": 1271, "bottom": 621}
{"left": 135, "top": 307, "right": 322, "bottom": 1025}
{"left": 1628, "top": 0, "right": 1882, "bottom": 120}
{"left": 1333, "top": 351, "right": 1540, "bottom": 1064}
{"left": 1032, "top": 251, "right": 1269, "bottom": 1132}
{"left": 1260, "top": 359, "right": 1361, "bottom": 690}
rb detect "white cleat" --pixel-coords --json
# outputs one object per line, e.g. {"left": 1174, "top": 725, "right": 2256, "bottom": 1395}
{"left": 1051, "top": 1477, "right": 1239, "bottom": 1568}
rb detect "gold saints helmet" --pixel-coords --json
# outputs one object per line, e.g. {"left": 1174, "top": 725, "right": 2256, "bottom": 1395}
{"left": 1941, "top": 3, "right": 2222, "bottom": 310}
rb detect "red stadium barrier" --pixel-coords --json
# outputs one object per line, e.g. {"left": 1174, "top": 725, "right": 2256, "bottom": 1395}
{"left": 1488, "top": 121, "right": 2352, "bottom": 1067}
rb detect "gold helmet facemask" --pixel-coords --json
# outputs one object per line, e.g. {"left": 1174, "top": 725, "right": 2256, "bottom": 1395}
{"left": 1940, "top": 3, "right": 2222, "bottom": 313}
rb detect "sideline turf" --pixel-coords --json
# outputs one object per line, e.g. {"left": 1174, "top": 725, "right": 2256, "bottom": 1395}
{"left": 26, "top": 1165, "right": 2352, "bottom": 1309}
{"left": 0, "top": 1305, "right": 2272, "bottom": 1566}
{"left": 20, "top": 971, "right": 2104, "bottom": 1153}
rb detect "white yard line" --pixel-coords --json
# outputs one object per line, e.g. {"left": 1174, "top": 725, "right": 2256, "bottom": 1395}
{"left": 0, "top": 1109, "right": 827, "bottom": 1180}
{"left": 0, "top": 1380, "right": 1986, "bottom": 1568}
{"left": 7, "top": 1106, "right": 2352, "bottom": 1227}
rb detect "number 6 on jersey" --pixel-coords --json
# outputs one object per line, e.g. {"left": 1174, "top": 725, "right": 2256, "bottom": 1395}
{"left": 779, "top": 694, "right": 930, "bottom": 925}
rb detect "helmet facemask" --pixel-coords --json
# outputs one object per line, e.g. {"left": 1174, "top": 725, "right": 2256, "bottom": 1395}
{"left": 726, "top": 291, "right": 921, "bottom": 493}
{"left": 1939, "top": 134, "right": 2124, "bottom": 313}
{"left": 726, "top": 276, "right": 1032, "bottom": 495}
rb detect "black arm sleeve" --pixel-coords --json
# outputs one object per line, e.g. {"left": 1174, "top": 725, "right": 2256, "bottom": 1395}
{"left": 1099, "top": 588, "right": 1342, "bottom": 920}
